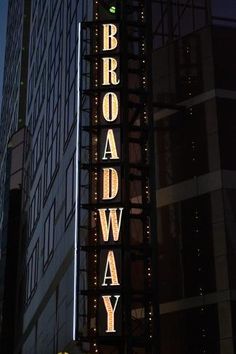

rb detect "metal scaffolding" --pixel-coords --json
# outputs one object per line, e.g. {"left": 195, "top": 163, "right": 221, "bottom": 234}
{"left": 76, "top": 1, "right": 159, "bottom": 353}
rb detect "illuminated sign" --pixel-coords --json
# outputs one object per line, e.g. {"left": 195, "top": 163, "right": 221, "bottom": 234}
{"left": 76, "top": 1, "right": 159, "bottom": 351}
{"left": 99, "top": 21, "right": 121, "bottom": 334}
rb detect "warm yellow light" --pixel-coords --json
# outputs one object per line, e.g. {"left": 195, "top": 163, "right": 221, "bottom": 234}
{"left": 98, "top": 208, "right": 123, "bottom": 242}
{"left": 103, "top": 129, "right": 119, "bottom": 160}
{"left": 103, "top": 24, "right": 118, "bottom": 51}
{"left": 102, "top": 92, "right": 119, "bottom": 122}
{"left": 102, "top": 250, "right": 120, "bottom": 286}
{"left": 102, "top": 58, "right": 120, "bottom": 86}
{"left": 102, "top": 295, "right": 120, "bottom": 333}
{"left": 102, "top": 168, "right": 119, "bottom": 200}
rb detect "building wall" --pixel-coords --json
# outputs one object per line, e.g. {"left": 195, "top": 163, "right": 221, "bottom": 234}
{"left": 0, "top": 0, "right": 25, "bottom": 253}
{"left": 21, "top": 1, "right": 87, "bottom": 353}
{"left": 153, "top": 6, "right": 236, "bottom": 353}
{"left": 0, "top": 0, "right": 30, "bottom": 350}
{"left": 1, "top": 1, "right": 236, "bottom": 354}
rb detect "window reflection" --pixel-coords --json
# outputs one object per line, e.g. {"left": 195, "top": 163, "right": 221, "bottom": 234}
{"left": 160, "top": 305, "right": 220, "bottom": 354}
{"left": 152, "top": 0, "right": 208, "bottom": 49}
{"left": 156, "top": 104, "right": 208, "bottom": 188}
{"left": 158, "top": 195, "right": 216, "bottom": 302}
{"left": 212, "top": 0, "right": 236, "bottom": 22}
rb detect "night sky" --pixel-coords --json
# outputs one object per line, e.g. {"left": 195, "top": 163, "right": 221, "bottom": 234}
{"left": 0, "top": 0, "right": 8, "bottom": 113}
{"left": 212, "top": 0, "right": 236, "bottom": 17}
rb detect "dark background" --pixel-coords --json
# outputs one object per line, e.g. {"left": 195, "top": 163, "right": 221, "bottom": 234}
{"left": 0, "top": 0, "right": 8, "bottom": 113}
{"left": 0, "top": 0, "right": 234, "bottom": 116}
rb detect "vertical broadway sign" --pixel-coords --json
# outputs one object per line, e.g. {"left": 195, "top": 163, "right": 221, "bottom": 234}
{"left": 77, "top": 1, "right": 159, "bottom": 352}
{"left": 99, "top": 22, "right": 122, "bottom": 334}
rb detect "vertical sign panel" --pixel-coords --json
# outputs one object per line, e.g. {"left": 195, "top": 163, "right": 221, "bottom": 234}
{"left": 77, "top": 1, "right": 159, "bottom": 353}
{"left": 99, "top": 20, "right": 122, "bottom": 336}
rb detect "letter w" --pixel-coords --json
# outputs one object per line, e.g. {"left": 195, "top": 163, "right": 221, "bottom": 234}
{"left": 98, "top": 208, "right": 123, "bottom": 242}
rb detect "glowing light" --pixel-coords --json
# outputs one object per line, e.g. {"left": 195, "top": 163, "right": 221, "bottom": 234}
{"left": 88, "top": 13, "right": 123, "bottom": 340}
{"left": 102, "top": 295, "right": 120, "bottom": 333}
{"left": 102, "top": 250, "right": 120, "bottom": 286}
{"left": 73, "top": 21, "right": 81, "bottom": 342}
{"left": 102, "top": 92, "right": 119, "bottom": 122}
{"left": 98, "top": 208, "right": 123, "bottom": 242}
{"left": 109, "top": 6, "right": 116, "bottom": 14}
{"left": 103, "top": 24, "right": 118, "bottom": 51}
{"left": 102, "top": 58, "right": 120, "bottom": 86}
{"left": 103, "top": 129, "right": 119, "bottom": 160}
{"left": 102, "top": 167, "right": 119, "bottom": 200}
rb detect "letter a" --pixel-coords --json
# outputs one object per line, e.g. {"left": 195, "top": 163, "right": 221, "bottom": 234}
{"left": 102, "top": 251, "right": 120, "bottom": 286}
{"left": 103, "top": 129, "right": 119, "bottom": 160}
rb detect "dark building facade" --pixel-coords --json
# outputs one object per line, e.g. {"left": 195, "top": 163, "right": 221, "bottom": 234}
{"left": 0, "top": 0, "right": 30, "bottom": 352}
{"left": 20, "top": 1, "right": 88, "bottom": 353}
{"left": 0, "top": 0, "right": 236, "bottom": 354}
{"left": 153, "top": 1, "right": 236, "bottom": 353}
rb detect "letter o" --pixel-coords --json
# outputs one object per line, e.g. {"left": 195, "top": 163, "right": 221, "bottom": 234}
{"left": 102, "top": 92, "right": 119, "bottom": 122}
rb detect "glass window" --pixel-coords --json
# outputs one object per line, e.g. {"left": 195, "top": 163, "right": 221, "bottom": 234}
{"left": 213, "top": 30, "right": 236, "bottom": 91}
{"left": 27, "top": 66, "right": 35, "bottom": 112}
{"left": 64, "top": 0, "right": 78, "bottom": 145}
{"left": 158, "top": 194, "right": 216, "bottom": 302}
{"left": 64, "top": 81, "right": 76, "bottom": 142}
{"left": 156, "top": 103, "right": 208, "bottom": 189}
{"left": 29, "top": 177, "right": 42, "bottom": 238}
{"left": 31, "top": 120, "right": 44, "bottom": 182}
{"left": 217, "top": 98, "right": 236, "bottom": 170}
{"left": 160, "top": 305, "right": 220, "bottom": 354}
{"left": 65, "top": 152, "right": 76, "bottom": 225}
{"left": 44, "top": 123, "right": 60, "bottom": 195}
{"left": 223, "top": 189, "right": 236, "bottom": 291}
{"left": 152, "top": 0, "right": 208, "bottom": 49}
{"left": 26, "top": 241, "right": 39, "bottom": 303}
{"left": 43, "top": 200, "right": 55, "bottom": 269}
{"left": 44, "top": 3, "right": 63, "bottom": 197}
